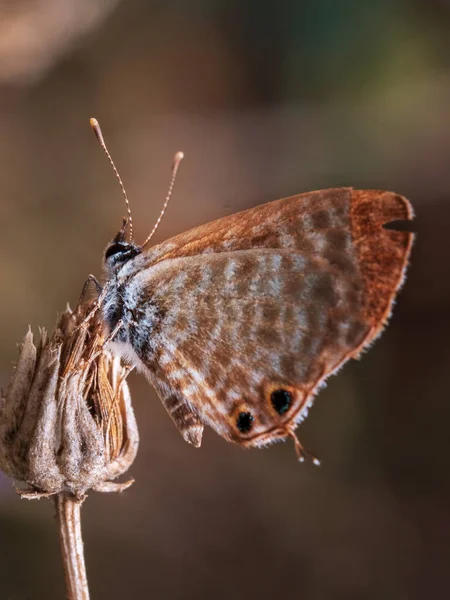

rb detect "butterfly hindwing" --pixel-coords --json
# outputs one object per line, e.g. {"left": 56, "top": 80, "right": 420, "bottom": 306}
{"left": 124, "top": 250, "right": 366, "bottom": 445}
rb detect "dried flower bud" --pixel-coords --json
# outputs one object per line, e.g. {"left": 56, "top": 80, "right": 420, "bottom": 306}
{"left": 0, "top": 302, "right": 139, "bottom": 499}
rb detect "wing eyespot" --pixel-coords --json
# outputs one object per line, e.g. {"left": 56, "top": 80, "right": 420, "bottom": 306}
{"left": 270, "top": 389, "right": 292, "bottom": 415}
{"left": 236, "top": 412, "right": 254, "bottom": 433}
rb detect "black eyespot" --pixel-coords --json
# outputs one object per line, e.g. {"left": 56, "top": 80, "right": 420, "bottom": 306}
{"left": 270, "top": 389, "right": 292, "bottom": 415}
{"left": 105, "top": 243, "right": 127, "bottom": 260}
{"left": 236, "top": 412, "right": 254, "bottom": 433}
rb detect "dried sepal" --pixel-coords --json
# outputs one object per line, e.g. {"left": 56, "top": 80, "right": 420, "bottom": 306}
{"left": 0, "top": 301, "right": 139, "bottom": 499}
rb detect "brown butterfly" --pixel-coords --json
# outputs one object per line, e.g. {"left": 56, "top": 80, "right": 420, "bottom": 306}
{"left": 88, "top": 119, "right": 413, "bottom": 462}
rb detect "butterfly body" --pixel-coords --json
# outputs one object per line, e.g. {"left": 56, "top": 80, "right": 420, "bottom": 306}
{"left": 100, "top": 187, "right": 413, "bottom": 455}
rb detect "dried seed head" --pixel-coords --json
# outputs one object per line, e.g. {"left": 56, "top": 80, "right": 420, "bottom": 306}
{"left": 0, "top": 301, "right": 139, "bottom": 499}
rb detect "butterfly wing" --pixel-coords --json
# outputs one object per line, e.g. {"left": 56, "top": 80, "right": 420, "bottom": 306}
{"left": 121, "top": 189, "right": 413, "bottom": 447}
{"left": 134, "top": 187, "right": 363, "bottom": 264}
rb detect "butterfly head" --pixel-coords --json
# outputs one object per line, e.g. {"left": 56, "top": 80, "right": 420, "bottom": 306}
{"left": 90, "top": 118, "right": 183, "bottom": 274}
{"left": 104, "top": 219, "right": 141, "bottom": 273}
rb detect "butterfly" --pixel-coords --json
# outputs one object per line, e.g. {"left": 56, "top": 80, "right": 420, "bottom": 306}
{"left": 87, "top": 118, "right": 414, "bottom": 462}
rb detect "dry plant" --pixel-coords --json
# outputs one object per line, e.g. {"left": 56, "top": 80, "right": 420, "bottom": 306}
{"left": 0, "top": 297, "right": 139, "bottom": 599}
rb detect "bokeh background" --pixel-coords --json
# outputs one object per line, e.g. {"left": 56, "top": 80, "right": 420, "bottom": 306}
{"left": 0, "top": 1, "right": 448, "bottom": 598}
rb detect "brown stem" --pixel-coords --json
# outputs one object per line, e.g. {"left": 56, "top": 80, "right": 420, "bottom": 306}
{"left": 55, "top": 494, "right": 90, "bottom": 600}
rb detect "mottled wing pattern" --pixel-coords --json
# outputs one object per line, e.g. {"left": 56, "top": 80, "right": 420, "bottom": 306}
{"left": 121, "top": 189, "right": 413, "bottom": 447}
{"left": 129, "top": 188, "right": 361, "bottom": 265}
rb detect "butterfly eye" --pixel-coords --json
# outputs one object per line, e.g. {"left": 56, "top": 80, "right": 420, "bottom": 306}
{"left": 270, "top": 389, "right": 292, "bottom": 415}
{"left": 236, "top": 412, "right": 254, "bottom": 433}
{"left": 104, "top": 243, "right": 127, "bottom": 260}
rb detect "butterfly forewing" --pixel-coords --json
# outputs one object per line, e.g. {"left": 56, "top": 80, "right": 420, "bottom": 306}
{"left": 114, "top": 188, "right": 413, "bottom": 448}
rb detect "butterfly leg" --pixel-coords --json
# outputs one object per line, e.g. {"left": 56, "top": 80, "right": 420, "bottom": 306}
{"left": 76, "top": 274, "right": 103, "bottom": 309}
{"left": 87, "top": 318, "right": 124, "bottom": 364}
{"left": 103, "top": 318, "right": 123, "bottom": 345}
{"left": 76, "top": 280, "right": 111, "bottom": 330}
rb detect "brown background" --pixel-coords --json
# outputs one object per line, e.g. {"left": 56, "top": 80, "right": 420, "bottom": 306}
{"left": 0, "top": 1, "right": 449, "bottom": 598}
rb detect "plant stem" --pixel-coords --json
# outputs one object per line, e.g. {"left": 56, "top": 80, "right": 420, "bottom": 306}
{"left": 55, "top": 494, "right": 90, "bottom": 600}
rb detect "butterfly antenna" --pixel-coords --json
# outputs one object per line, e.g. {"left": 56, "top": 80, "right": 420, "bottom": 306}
{"left": 90, "top": 118, "right": 134, "bottom": 242}
{"left": 139, "top": 151, "right": 184, "bottom": 250}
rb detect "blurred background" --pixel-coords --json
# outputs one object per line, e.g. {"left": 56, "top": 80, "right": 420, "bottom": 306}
{"left": 0, "top": 0, "right": 448, "bottom": 598}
